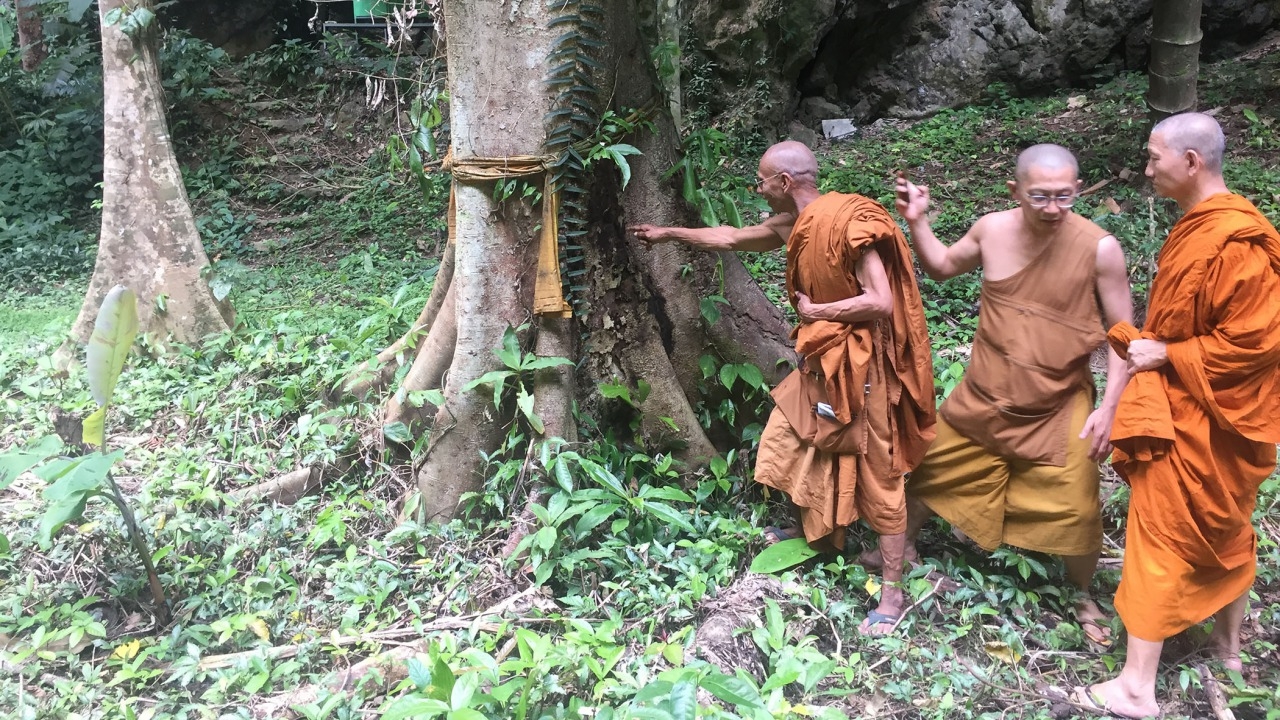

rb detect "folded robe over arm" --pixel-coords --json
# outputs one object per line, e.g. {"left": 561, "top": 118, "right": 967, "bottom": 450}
{"left": 1109, "top": 192, "right": 1280, "bottom": 641}
{"left": 755, "top": 193, "right": 935, "bottom": 547}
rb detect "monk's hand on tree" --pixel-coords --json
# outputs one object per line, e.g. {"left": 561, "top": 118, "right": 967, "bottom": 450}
{"left": 1125, "top": 338, "right": 1169, "bottom": 375}
{"left": 629, "top": 224, "right": 670, "bottom": 244}
{"left": 1079, "top": 406, "right": 1117, "bottom": 461}
{"left": 894, "top": 176, "right": 930, "bottom": 223}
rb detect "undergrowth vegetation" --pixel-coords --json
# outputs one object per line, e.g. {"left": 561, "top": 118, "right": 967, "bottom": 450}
{"left": 2, "top": 19, "right": 1279, "bottom": 720}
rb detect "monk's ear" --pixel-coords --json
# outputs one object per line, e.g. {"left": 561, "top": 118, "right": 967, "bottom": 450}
{"left": 1006, "top": 179, "right": 1018, "bottom": 197}
{"left": 1185, "top": 149, "right": 1204, "bottom": 175}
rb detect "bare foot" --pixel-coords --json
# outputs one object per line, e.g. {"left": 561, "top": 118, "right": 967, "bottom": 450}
{"left": 1204, "top": 636, "right": 1243, "bottom": 672}
{"left": 1075, "top": 680, "right": 1159, "bottom": 719}
{"left": 857, "top": 594, "right": 905, "bottom": 637}
{"left": 1074, "top": 595, "right": 1113, "bottom": 648}
{"left": 763, "top": 525, "right": 803, "bottom": 546}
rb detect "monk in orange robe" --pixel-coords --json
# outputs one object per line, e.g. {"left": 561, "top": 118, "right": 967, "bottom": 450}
{"left": 1079, "top": 113, "right": 1280, "bottom": 718}
{"left": 630, "top": 141, "right": 936, "bottom": 636}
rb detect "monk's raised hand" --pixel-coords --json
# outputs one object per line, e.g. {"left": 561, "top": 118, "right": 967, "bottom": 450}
{"left": 1125, "top": 338, "right": 1169, "bottom": 375}
{"left": 894, "top": 176, "right": 930, "bottom": 223}
{"left": 629, "top": 224, "right": 669, "bottom": 244}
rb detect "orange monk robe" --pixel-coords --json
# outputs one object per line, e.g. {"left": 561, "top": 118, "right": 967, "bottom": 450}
{"left": 1109, "top": 193, "right": 1280, "bottom": 641}
{"left": 755, "top": 193, "right": 936, "bottom": 548}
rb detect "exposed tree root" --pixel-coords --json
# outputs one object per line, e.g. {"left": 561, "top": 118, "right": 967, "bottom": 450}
{"left": 336, "top": 244, "right": 456, "bottom": 403}
{"left": 227, "top": 466, "right": 323, "bottom": 506}
{"left": 382, "top": 281, "right": 458, "bottom": 433}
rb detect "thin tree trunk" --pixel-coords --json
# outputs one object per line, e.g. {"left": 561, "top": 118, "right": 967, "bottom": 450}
{"left": 16, "top": 0, "right": 45, "bottom": 72}
{"left": 1147, "top": 0, "right": 1203, "bottom": 119}
{"left": 68, "top": 0, "right": 232, "bottom": 347}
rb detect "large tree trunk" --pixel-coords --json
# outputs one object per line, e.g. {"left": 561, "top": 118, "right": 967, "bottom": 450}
{"left": 16, "top": 0, "right": 45, "bottom": 71}
{"left": 69, "top": 0, "right": 232, "bottom": 345}
{"left": 367, "top": 0, "right": 792, "bottom": 522}
{"left": 1147, "top": 0, "right": 1203, "bottom": 120}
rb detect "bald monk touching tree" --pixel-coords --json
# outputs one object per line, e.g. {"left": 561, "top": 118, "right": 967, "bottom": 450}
{"left": 892, "top": 144, "right": 1134, "bottom": 645}
{"left": 1078, "top": 113, "right": 1280, "bottom": 717}
{"left": 630, "top": 141, "right": 937, "bottom": 636}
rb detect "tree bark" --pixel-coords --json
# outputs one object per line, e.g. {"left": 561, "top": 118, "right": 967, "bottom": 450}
{"left": 397, "top": 0, "right": 794, "bottom": 522}
{"left": 1147, "top": 0, "right": 1203, "bottom": 119}
{"left": 68, "top": 0, "right": 232, "bottom": 346}
{"left": 16, "top": 0, "right": 45, "bottom": 71}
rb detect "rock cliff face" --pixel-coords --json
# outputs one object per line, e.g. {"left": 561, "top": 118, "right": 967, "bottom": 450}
{"left": 679, "top": 0, "right": 1280, "bottom": 128}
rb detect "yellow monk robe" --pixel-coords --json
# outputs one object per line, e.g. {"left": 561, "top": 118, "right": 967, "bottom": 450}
{"left": 1109, "top": 192, "right": 1280, "bottom": 641}
{"left": 755, "top": 193, "right": 936, "bottom": 548}
{"left": 909, "top": 213, "right": 1110, "bottom": 555}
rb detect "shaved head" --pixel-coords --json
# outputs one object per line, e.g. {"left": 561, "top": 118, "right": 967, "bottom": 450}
{"left": 760, "top": 141, "right": 818, "bottom": 185}
{"left": 1151, "top": 112, "right": 1225, "bottom": 173}
{"left": 1015, "top": 144, "right": 1079, "bottom": 181}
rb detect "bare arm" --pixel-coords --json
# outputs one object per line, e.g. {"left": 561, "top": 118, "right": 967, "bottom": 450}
{"left": 795, "top": 246, "right": 893, "bottom": 323}
{"left": 629, "top": 213, "right": 791, "bottom": 252}
{"left": 1078, "top": 234, "right": 1135, "bottom": 460}
{"left": 895, "top": 176, "right": 982, "bottom": 280}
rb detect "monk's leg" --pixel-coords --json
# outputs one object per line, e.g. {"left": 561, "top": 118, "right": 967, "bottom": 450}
{"left": 1064, "top": 551, "right": 1111, "bottom": 644}
{"left": 1085, "top": 635, "right": 1162, "bottom": 718}
{"left": 1206, "top": 589, "right": 1248, "bottom": 671}
{"left": 857, "top": 497, "right": 927, "bottom": 570}
{"left": 867, "top": 531, "right": 907, "bottom": 631}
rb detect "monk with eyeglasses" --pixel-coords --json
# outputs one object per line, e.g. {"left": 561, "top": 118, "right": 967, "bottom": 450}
{"left": 885, "top": 144, "right": 1134, "bottom": 646}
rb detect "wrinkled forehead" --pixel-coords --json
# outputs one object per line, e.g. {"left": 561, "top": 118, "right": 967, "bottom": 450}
{"left": 1018, "top": 165, "right": 1078, "bottom": 193}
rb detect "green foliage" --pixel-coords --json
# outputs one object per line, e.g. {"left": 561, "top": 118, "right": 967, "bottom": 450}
{"left": 460, "top": 325, "right": 574, "bottom": 434}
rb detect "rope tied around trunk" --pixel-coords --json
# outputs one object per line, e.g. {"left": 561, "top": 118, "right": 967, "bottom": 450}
{"left": 442, "top": 152, "right": 572, "bottom": 318}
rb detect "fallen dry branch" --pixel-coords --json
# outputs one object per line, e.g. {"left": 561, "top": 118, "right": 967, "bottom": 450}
{"left": 1194, "top": 662, "right": 1237, "bottom": 720}
{"left": 248, "top": 587, "right": 544, "bottom": 718}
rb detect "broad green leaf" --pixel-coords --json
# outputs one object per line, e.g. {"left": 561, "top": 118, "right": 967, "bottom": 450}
{"left": 718, "top": 363, "right": 738, "bottom": 391}
{"left": 760, "top": 667, "right": 801, "bottom": 692}
{"left": 383, "top": 422, "right": 413, "bottom": 444}
{"left": 0, "top": 532, "right": 9, "bottom": 556}
{"left": 40, "top": 494, "right": 97, "bottom": 546}
{"left": 41, "top": 452, "right": 122, "bottom": 498}
{"left": 598, "top": 381, "right": 633, "bottom": 404}
{"left": 0, "top": 435, "right": 64, "bottom": 489}
{"left": 698, "top": 355, "right": 717, "bottom": 380}
{"left": 496, "top": 326, "right": 522, "bottom": 369}
{"left": 552, "top": 458, "right": 574, "bottom": 492}
{"left": 639, "top": 486, "right": 693, "bottom": 503}
{"left": 632, "top": 680, "right": 674, "bottom": 703}
{"left": 85, "top": 285, "right": 138, "bottom": 407}
{"left": 737, "top": 363, "right": 765, "bottom": 390}
{"left": 748, "top": 537, "right": 820, "bottom": 574}
{"left": 699, "top": 297, "right": 721, "bottom": 325}
{"left": 699, "top": 672, "right": 765, "bottom": 710}
{"left": 669, "top": 679, "right": 697, "bottom": 720}
{"left": 573, "top": 503, "right": 620, "bottom": 537}
{"left": 640, "top": 501, "right": 695, "bottom": 533}
{"left": 577, "top": 457, "right": 628, "bottom": 499}
{"left": 82, "top": 406, "right": 106, "bottom": 448}
{"left": 516, "top": 386, "right": 543, "bottom": 434}
{"left": 1244, "top": 107, "right": 1260, "bottom": 124}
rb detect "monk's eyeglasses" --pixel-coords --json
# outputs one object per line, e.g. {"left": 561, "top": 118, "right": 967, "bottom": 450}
{"left": 753, "top": 172, "right": 785, "bottom": 189}
{"left": 1026, "top": 192, "right": 1077, "bottom": 208}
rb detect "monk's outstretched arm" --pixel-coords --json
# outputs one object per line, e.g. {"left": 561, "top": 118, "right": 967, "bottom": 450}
{"left": 629, "top": 213, "right": 791, "bottom": 252}
{"left": 894, "top": 177, "right": 981, "bottom": 280}
{"left": 1082, "top": 235, "right": 1135, "bottom": 460}
{"left": 796, "top": 246, "right": 893, "bottom": 323}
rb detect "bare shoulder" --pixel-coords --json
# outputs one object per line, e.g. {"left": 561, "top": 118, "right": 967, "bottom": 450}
{"left": 967, "top": 209, "right": 1016, "bottom": 246}
{"left": 1095, "top": 234, "right": 1127, "bottom": 268}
